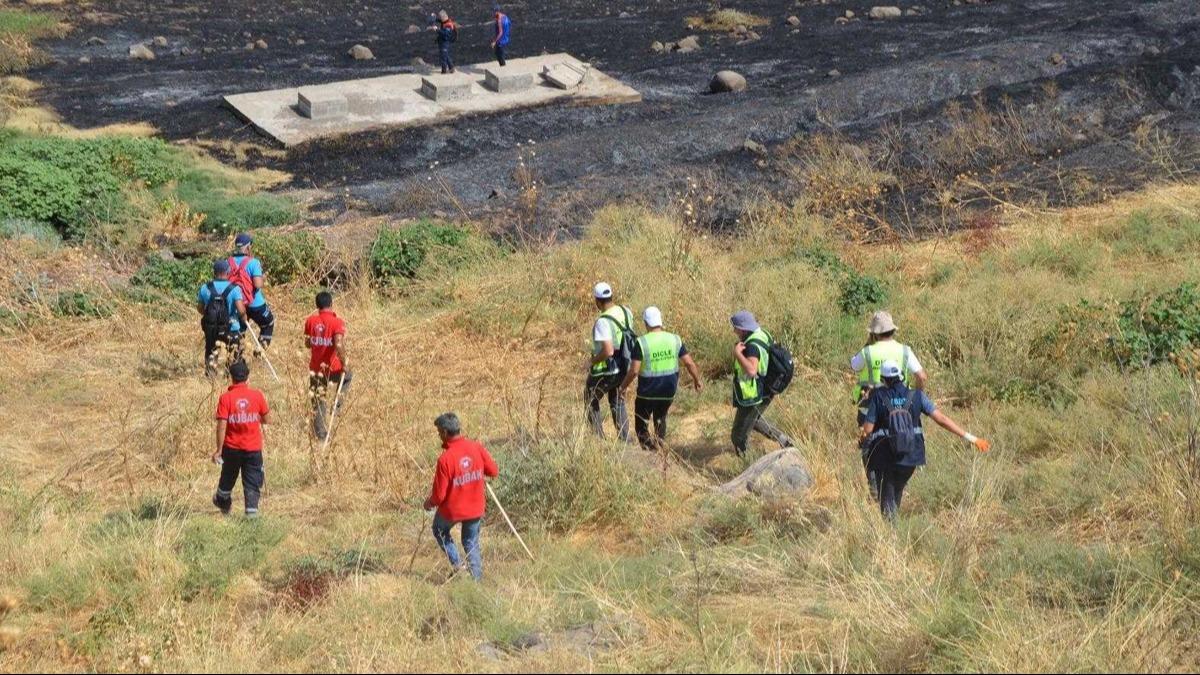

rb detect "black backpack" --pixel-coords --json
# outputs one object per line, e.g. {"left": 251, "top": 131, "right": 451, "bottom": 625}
{"left": 201, "top": 282, "right": 233, "bottom": 336}
{"left": 885, "top": 390, "right": 919, "bottom": 457}
{"left": 748, "top": 334, "right": 795, "bottom": 396}
{"left": 599, "top": 306, "right": 638, "bottom": 375}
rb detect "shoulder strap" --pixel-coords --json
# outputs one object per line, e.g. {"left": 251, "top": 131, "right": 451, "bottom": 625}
{"left": 217, "top": 283, "right": 233, "bottom": 301}
{"left": 621, "top": 305, "right": 634, "bottom": 332}
{"left": 206, "top": 281, "right": 217, "bottom": 297}
{"left": 864, "top": 346, "right": 875, "bottom": 382}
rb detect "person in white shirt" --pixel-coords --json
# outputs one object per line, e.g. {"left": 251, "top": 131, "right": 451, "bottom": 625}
{"left": 585, "top": 282, "right": 635, "bottom": 442}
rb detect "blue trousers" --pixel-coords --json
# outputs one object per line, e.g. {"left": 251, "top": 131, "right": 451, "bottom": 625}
{"left": 439, "top": 45, "right": 453, "bottom": 72}
{"left": 432, "top": 514, "right": 482, "bottom": 580}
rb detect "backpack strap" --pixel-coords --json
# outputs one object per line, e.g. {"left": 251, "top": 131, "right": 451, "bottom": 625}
{"left": 864, "top": 346, "right": 875, "bottom": 383}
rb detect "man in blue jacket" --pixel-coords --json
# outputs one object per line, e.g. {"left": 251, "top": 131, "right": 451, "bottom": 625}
{"left": 430, "top": 10, "right": 458, "bottom": 74}
{"left": 197, "top": 260, "right": 248, "bottom": 375}
{"left": 491, "top": 5, "right": 511, "bottom": 66}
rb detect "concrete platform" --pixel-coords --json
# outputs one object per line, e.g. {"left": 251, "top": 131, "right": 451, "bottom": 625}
{"left": 223, "top": 53, "right": 641, "bottom": 147}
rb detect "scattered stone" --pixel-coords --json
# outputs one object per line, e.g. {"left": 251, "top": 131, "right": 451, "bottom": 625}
{"left": 719, "top": 448, "right": 814, "bottom": 500}
{"left": 1071, "top": 132, "right": 1088, "bottom": 143}
{"left": 845, "top": 10, "right": 856, "bottom": 18}
{"left": 827, "top": 68, "right": 841, "bottom": 77}
{"left": 156, "top": 248, "right": 175, "bottom": 261}
{"left": 406, "top": 24, "right": 422, "bottom": 34}
{"left": 869, "top": 6, "right": 903, "bottom": 19}
{"left": 905, "top": 5, "right": 927, "bottom": 15}
{"left": 744, "top": 30, "right": 761, "bottom": 41}
{"left": 152, "top": 35, "right": 168, "bottom": 47}
{"left": 710, "top": 70, "right": 747, "bottom": 93}
{"left": 476, "top": 642, "right": 504, "bottom": 661}
{"left": 512, "top": 632, "right": 546, "bottom": 652}
{"left": 619, "top": 11, "right": 632, "bottom": 18}
{"left": 786, "top": 15, "right": 801, "bottom": 26}
{"left": 202, "top": 46, "right": 216, "bottom": 54}
{"left": 742, "top": 138, "right": 766, "bottom": 155}
{"left": 834, "top": 17, "right": 850, "bottom": 25}
{"left": 255, "top": 38, "right": 268, "bottom": 50}
{"left": 410, "top": 56, "right": 428, "bottom": 67}
{"left": 651, "top": 40, "right": 665, "bottom": 53}
{"left": 1049, "top": 52, "right": 1064, "bottom": 65}
{"left": 355, "top": 19, "right": 364, "bottom": 27}
{"left": 295, "top": 38, "right": 306, "bottom": 45}
{"left": 349, "top": 44, "right": 374, "bottom": 60}
{"left": 245, "top": 42, "right": 256, "bottom": 50}
{"left": 243, "top": 31, "right": 252, "bottom": 38}
{"left": 675, "top": 35, "right": 701, "bottom": 53}
{"left": 1144, "top": 45, "right": 1161, "bottom": 56}
{"left": 85, "top": 36, "right": 107, "bottom": 46}
{"left": 733, "top": 24, "right": 748, "bottom": 35}
{"left": 78, "top": 56, "right": 91, "bottom": 64}
{"left": 128, "top": 43, "right": 155, "bottom": 60}
{"left": 178, "top": 47, "right": 192, "bottom": 56}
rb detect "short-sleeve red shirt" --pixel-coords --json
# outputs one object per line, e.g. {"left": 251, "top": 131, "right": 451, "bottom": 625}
{"left": 304, "top": 309, "right": 346, "bottom": 375}
{"left": 215, "top": 382, "right": 269, "bottom": 451}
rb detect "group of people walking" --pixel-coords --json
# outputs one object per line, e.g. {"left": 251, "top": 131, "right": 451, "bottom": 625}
{"left": 587, "top": 283, "right": 991, "bottom": 520}
{"left": 427, "top": 5, "right": 512, "bottom": 74}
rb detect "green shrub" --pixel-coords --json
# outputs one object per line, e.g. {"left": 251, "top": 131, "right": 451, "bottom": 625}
{"left": 130, "top": 257, "right": 211, "bottom": 298}
{"left": 53, "top": 290, "right": 113, "bottom": 319}
{"left": 253, "top": 230, "right": 324, "bottom": 283}
{"left": 369, "top": 220, "right": 471, "bottom": 283}
{"left": 1109, "top": 210, "right": 1200, "bottom": 259}
{"left": 838, "top": 273, "right": 887, "bottom": 315}
{"left": 0, "top": 217, "right": 59, "bottom": 244}
{"left": 178, "top": 518, "right": 286, "bottom": 598}
{"left": 1013, "top": 236, "right": 1099, "bottom": 279}
{"left": 192, "top": 194, "right": 296, "bottom": 234}
{"left": 986, "top": 536, "right": 1145, "bottom": 609}
{"left": 1116, "top": 283, "right": 1200, "bottom": 366}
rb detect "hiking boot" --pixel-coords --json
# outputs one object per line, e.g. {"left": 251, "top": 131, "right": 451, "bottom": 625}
{"left": 212, "top": 493, "right": 231, "bottom": 515}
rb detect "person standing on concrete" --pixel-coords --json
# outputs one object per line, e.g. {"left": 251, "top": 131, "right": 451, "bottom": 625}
{"left": 304, "top": 291, "right": 351, "bottom": 441}
{"left": 586, "top": 282, "right": 636, "bottom": 442}
{"left": 212, "top": 360, "right": 272, "bottom": 518}
{"left": 423, "top": 412, "right": 499, "bottom": 581}
{"left": 491, "top": 4, "right": 511, "bottom": 66}
{"left": 429, "top": 9, "right": 458, "bottom": 74}
{"left": 227, "top": 233, "right": 275, "bottom": 350}
{"left": 197, "top": 259, "right": 247, "bottom": 376}
{"left": 729, "top": 310, "right": 793, "bottom": 457}
{"left": 859, "top": 360, "right": 989, "bottom": 519}
{"left": 619, "top": 306, "right": 702, "bottom": 450}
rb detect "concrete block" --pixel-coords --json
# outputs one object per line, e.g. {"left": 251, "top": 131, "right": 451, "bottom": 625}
{"left": 346, "top": 92, "right": 406, "bottom": 116}
{"left": 297, "top": 88, "right": 348, "bottom": 120}
{"left": 541, "top": 62, "right": 588, "bottom": 90}
{"left": 484, "top": 68, "right": 534, "bottom": 93}
{"left": 420, "top": 76, "right": 474, "bottom": 102}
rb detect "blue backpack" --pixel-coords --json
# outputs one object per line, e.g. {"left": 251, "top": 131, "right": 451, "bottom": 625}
{"left": 885, "top": 391, "right": 919, "bottom": 457}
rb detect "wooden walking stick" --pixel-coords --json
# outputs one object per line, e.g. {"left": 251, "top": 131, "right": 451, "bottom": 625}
{"left": 245, "top": 327, "right": 280, "bottom": 382}
{"left": 406, "top": 509, "right": 430, "bottom": 573}
{"left": 318, "top": 374, "right": 347, "bottom": 454}
{"left": 486, "top": 482, "right": 534, "bottom": 561}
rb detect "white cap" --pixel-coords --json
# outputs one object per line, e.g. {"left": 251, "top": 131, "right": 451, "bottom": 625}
{"left": 880, "top": 360, "right": 902, "bottom": 379}
{"left": 643, "top": 306, "right": 663, "bottom": 328}
{"left": 593, "top": 282, "right": 613, "bottom": 300}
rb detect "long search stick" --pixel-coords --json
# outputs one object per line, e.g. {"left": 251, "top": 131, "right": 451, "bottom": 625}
{"left": 486, "top": 482, "right": 534, "bottom": 561}
{"left": 244, "top": 327, "right": 280, "bottom": 382}
{"left": 319, "top": 375, "right": 346, "bottom": 454}
{"left": 406, "top": 509, "right": 429, "bottom": 573}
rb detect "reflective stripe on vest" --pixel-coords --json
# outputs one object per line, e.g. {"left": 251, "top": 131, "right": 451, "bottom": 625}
{"left": 591, "top": 305, "right": 633, "bottom": 375}
{"left": 638, "top": 331, "right": 681, "bottom": 379}
{"left": 734, "top": 328, "right": 770, "bottom": 406}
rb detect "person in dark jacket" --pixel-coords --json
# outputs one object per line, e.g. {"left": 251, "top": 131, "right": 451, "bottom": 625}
{"left": 429, "top": 9, "right": 457, "bottom": 73}
{"left": 859, "top": 361, "right": 990, "bottom": 519}
{"left": 423, "top": 412, "right": 499, "bottom": 580}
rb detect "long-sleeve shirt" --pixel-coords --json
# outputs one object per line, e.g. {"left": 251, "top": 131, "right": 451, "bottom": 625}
{"left": 427, "top": 436, "right": 499, "bottom": 522}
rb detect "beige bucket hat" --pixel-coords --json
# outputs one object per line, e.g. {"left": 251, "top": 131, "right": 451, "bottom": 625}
{"left": 868, "top": 310, "right": 897, "bottom": 334}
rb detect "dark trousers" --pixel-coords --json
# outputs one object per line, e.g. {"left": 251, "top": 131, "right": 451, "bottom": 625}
{"left": 439, "top": 44, "right": 454, "bottom": 72}
{"left": 241, "top": 304, "right": 275, "bottom": 345}
{"left": 310, "top": 371, "right": 353, "bottom": 440}
{"left": 634, "top": 397, "right": 672, "bottom": 450}
{"left": 494, "top": 43, "right": 507, "bottom": 66}
{"left": 214, "top": 448, "right": 264, "bottom": 516}
{"left": 731, "top": 397, "right": 792, "bottom": 456}
{"left": 203, "top": 325, "right": 241, "bottom": 372}
{"left": 585, "top": 374, "right": 631, "bottom": 442}
{"left": 869, "top": 465, "right": 915, "bottom": 520}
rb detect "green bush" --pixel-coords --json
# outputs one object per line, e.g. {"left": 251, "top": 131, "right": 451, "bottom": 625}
{"left": 0, "top": 132, "right": 183, "bottom": 239}
{"left": 369, "top": 221, "right": 471, "bottom": 283}
{"left": 178, "top": 518, "right": 286, "bottom": 598}
{"left": 1109, "top": 210, "right": 1200, "bottom": 259}
{"left": 130, "top": 257, "right": 211, "bottom": 298}
{"left": 53, "top": 290, "right": 113, "bottom": 319}
{"left": 0, "top": 217, "right": 59, "bottom": 244}
{"left": 192, "top": 194, "right": 296, "bottom": 234}
{"left": 1116, "top": 283, "right": 1200, "bottom": 366}
{"left": 253, "top": 230, "right": 324, "bottom": 283}
{"left": 838, "top": 273, "right": 887, "bottom": 315}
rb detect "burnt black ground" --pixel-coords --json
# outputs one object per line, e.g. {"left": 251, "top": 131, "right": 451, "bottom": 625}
{"left": 27, "top": 0, "right": 1200, "bottom": 229}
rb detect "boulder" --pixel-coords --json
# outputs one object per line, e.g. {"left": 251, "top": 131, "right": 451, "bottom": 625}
{"left": 869, "top": 6, "right": 903, "bottom": 19}
{"left": 675, "top": 35, "right": 701, "bottom": 52}
{"left": 128, "top": 43, "right": 155, "bottom": 60}
{"left": 786, "top": 15, "right": 801, "bottom": 26}
{"left": 719, "top": 448, "right": 813, "bottom": 500}
{"left": 710, "top": 70, "right": 747, "bottom": 93}
{"left": 827, "top": 68, "right": 841, "bottom": 77}
{"left": 844, "top": 10, "right": 856, "bottom": 18}
{"left": 742, "top": 138, "right": 766, "bottom": 155}
{"left": 349, "top": 44, "right": 374, "bottom": 60}
{"left": 651, "top": 40, "right": 665, "bottom": 53}
{"left": 245, "top": 42, "right": 255, "bottom": 50}
{"left": 255, "top": 38, "right": 268, "bottom": 50}
{"left": 295, "top": 38, "right": 307, "bottom": 45}
{"left": 78, "top": 56, "right": 91, "bottom": 64}
{"left": 152, "top": 36, "right": 168, "bottom": 47}
{"left": 619, "top": 11, "right": 633, "bottom": 18}
{"left": 85, "top": 36, "right": 107, "bottom": 46}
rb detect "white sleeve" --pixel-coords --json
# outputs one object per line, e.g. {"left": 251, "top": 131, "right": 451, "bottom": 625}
{"left": 849, "top": 349, "right": 866, "bottom": 372}
{"left": 592, "top": 319, "right": 612, "bottom": 343}
{"left": 906, "top": 349, "right": 923, "bottom": 373}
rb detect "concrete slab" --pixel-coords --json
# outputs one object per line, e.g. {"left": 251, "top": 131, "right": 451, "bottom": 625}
{"left": 484, "top": 67, "right": 534, "bottom": 93}
{"left": 541, "top": 62, "right": 589, "bottom": 90}
{"left": 223, "top": 53, "right": 640, "bottom": 146}
{"left": 420, "top": 73, "right": 475, "bottom": 102}
{"left": 297, "top": 88, "right": 348, "bottom": 120}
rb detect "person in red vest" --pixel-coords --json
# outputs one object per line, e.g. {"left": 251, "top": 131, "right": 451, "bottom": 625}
{"left": 304, "top": 291, "right": 351, "bottom": 440}
{"left": 212, "top": 360, "right": 271, "bottom": 518}
{"left": 423, "top": 412, "right": 499, "bottom": 581}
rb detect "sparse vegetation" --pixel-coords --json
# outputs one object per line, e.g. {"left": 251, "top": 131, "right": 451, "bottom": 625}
{"left": 686, "top": 8, "right": 768, "bottom": 32}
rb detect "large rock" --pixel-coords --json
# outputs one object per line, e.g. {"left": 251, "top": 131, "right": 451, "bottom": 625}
{"left": 348, "top": 44, "right": 374, "bottom": 60}
{"left": 786, "top": 15, "right": 801, "bottom": 26}
{"left": 675, "top": 35, "right": 701, "bottom": 53}
{"left": 869, "top": 6, "right": 903, "bottom": 19}
{"left": 152, "top": 36, "right": 168, "bottom": 47}
{"left": 128, "top": 44, "right": 155, "bottom": 60}
{"left": 406, "top": 24, "right": 422, "bottom": 34}
{"left": 710, "top": 70, "right": 747, "bottom": 93}
{"left": 719, "top": 448, "right": 813, "bottom": 500}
